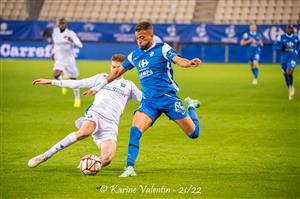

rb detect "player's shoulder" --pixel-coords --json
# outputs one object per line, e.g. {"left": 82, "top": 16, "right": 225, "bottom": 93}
{"left": 52, "top": 27, "right": 59, "bottom": 35}
{"left": 66, "top": 28, "right": 76, "bottom": 35}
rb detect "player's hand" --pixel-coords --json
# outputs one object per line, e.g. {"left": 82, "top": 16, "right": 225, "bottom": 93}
{"left": 65, "top": 36, "right": 73, "bottom": 43}
{"left": 32, "top": 79, "right": 52, "bottom": 85}
{"left": 190, "top": 58, "right": 202, "bottom": 67}
{"left": 83, "top": 89, "right": 98, "bottom": 96}
{"left": 249, "top": 38, "right": 255, "bottom": 44}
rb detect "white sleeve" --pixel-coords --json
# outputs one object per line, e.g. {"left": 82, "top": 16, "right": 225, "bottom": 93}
{"left": 129, "top": 82, "right": 142, "bottom": 102}
{"left": 52, "top": 74, "right": 106, "bottom": 88}
{"left": 71, "top": 31, "right": 83, "bottom": 48}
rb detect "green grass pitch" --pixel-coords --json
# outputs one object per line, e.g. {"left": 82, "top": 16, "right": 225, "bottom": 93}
{"left": 1, "top": 59, "right": 299, "bottom": 198}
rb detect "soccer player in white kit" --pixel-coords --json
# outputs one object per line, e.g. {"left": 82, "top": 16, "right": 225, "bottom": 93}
{"left": 52, "top": 18, "right": 83, "bottom": 107}
{"left": 28, "top": 54, "right": 142, "bottom": 169}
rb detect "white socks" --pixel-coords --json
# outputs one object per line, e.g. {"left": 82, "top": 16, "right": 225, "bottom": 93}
{"left": 44, "top": 132, "right": 77, "bottom": 158}
{"left": 73, "top": 88, "right": 80, "bottom": 100}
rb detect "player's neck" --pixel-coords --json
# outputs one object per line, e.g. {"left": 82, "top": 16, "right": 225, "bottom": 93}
{"left": 143, "top": 41, "right": 156, "bottom": 52}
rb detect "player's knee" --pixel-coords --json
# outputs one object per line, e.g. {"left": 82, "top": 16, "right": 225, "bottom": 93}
{"left": 101, "top": 154, "right": 114, "bottom": 166}
{"left": 53, "top": 71, "right": 62, "bottom": 79}
{"left": 76, "top": 128, "right": 93, "bottom": 140}
{"left": 287, "top": 69, "right": 293, "bottom": 75}
{"left": 132, "top": 124, "right": 146, "bottom": 133}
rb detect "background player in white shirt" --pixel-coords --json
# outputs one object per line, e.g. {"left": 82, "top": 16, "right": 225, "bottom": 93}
{"left": 52, "top": 18, "right": 83, "bottom": 107}
{"left": 28, "top": 54, "right": 142, "bottom": 169}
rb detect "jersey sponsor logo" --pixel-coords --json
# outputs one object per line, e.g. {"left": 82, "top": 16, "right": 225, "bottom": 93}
{"left": 138, "top": 59, "right": 149, "bottom": 68}
{"left": 103, "top": 85, "right": 129, "bottom": 97}
{"left": 138, "top": 69, "right": 153, "bottom": 79}
{"left": 121, "top": 83, "right": 126, "bottom": 88}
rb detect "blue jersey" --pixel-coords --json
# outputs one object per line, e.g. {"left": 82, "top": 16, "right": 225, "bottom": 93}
{"left": 242, "top": 32, "right": 262, "bottom": 55}
{"left": 123, "top": 42, "right": 179, "bottom": 99}
{"left": 274, "top": 33, "right": 299, "bottom": 57}
{"left": 274, "top": 33, "right": 300, "bottom": 70}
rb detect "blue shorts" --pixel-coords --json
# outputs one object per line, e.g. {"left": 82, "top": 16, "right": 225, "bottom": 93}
{"left": 248, "top": 53, "right": 260, "bottom": 62}
{"left": 280, "top": 54, "right": 297, "bottom": 71}
{"left": 136, "top": 94, "right": 188, "bottom": 124}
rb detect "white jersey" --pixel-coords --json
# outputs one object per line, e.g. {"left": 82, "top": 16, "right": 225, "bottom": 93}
{"left": 52, "top": 27, "right": 83, "bottom": 61}
{"left": 52, "top": 73, "right": 142, "bottom": 124}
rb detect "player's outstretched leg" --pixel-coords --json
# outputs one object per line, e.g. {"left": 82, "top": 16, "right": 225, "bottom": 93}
{"left": 28, "top": 132, "right": 77, "bottom": 168}
{"left": 184, "top": 97, "right": 201, "bottom": 138}
{"left": 28, "top": 120, "right": 95, "bottom": 168}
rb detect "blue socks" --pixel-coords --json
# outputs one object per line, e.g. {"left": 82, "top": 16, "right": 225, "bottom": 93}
{"left": 287, "top": 74, "right": 293, "bottom": 87}
{"left": 188, "top": 107, "right": 200, "bottom": 139}
{"left": 251, "top": 67, "right": 259, "bottom": 79}
{"left": 283, "top": 73, "right": 289, "bottom": 87}
{"left": 126, "top": 127, "right": 142, "bottom": 167}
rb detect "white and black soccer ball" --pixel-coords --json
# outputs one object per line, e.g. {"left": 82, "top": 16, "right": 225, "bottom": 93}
{"left": 79, "top": 154, "right": 101, "bottom": 175}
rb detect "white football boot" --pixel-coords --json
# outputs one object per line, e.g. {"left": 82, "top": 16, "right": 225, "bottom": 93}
{"left": 184, "top": 97, "right": 201, "bottom": 109}
{"left": 119, "top": 166, "right": 137, "bottom": 177}
{"left": 28, "top": 154, "right": 48, "bottom": 168}
{"left": 288, "top": 86, "right": 295, "bottom": 101}
{"left": 252, "top": 78, "right": 258, "bottom": 85}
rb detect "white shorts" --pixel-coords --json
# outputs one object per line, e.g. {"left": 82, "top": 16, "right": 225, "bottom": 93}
{"left": 54, "top": 58, "right": 79, "bottom": 78}
{"left": 75, "top": 111, "right": 118, "bottom": 149}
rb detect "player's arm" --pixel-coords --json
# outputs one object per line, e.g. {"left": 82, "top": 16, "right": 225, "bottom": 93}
{"left": 129, "top": 82, "right": 142, "bottom": 102}
{"left": 162, "top": 43, "right": 201, "bottom": 68}
{"left": 172, "top": 56, "right": 202, "bottom": 68}
{"left": 240, "top": 38, "right": 254, "bottom": 46}
{"left": 82, "top": 66, "right": 127, "bottom": 96}
{"left": 240, "top": 33, "right": 254, "bottom": 46}
{"left": 66, "top": 32, "right": 83, "bottom": 48}
{"left": 33, "top": 75, "right": 101, "bottom": 88}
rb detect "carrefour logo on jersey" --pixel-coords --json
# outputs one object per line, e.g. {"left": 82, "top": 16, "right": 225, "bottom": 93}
{"left": 138, "top": 59, "right": 149, "bottom": 68}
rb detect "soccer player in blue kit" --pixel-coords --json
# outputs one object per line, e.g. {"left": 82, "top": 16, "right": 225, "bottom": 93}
{"left": 83, "top": 22, "right": 202, "bottom": 177}
{"left": 240, "top": 23, "right": 263, "bottom": 85}
{"left": 274, "top": 24, "right": 299, "bottom": 100}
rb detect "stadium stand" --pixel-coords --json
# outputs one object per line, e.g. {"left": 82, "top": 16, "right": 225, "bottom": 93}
{"left": 0, "top": 0, "right": 29, "bottom": 20}
{"left": 0, "top": 0, "right": 299, "bottom": 24}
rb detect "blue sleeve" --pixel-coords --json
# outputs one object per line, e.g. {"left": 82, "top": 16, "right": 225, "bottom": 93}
{"left": 162, "top": 43, "right": 179, "bottom": 63}
{"left": 122, "top": 52, "right": 135, "bottom": 70}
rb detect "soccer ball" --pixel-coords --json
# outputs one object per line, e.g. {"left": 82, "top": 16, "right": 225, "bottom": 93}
{"left": 79, "top": 154, "right": 101, "bottom": 175}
